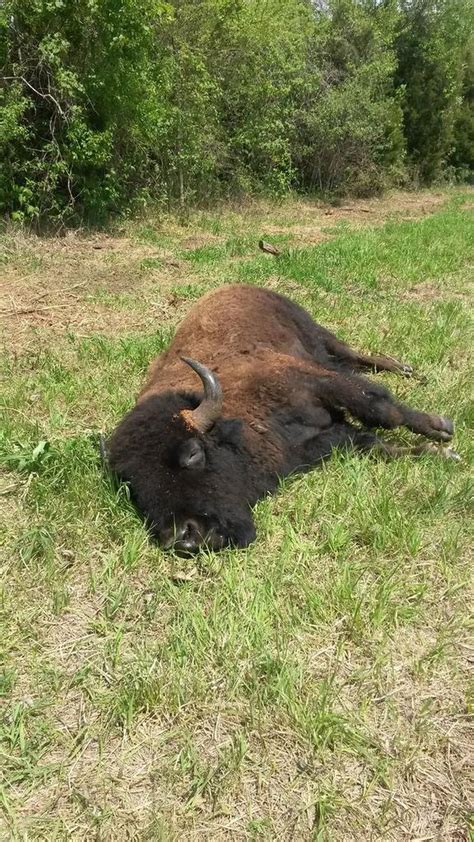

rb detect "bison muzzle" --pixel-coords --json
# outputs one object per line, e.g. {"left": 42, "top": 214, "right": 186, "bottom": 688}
{"left": 107, "top": 285, "right": 458, "bottom": 553}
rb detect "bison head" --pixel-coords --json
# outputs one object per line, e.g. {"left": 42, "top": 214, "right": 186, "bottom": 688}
{"left": 107, "top": 359, "right": 259, "bottom": 553}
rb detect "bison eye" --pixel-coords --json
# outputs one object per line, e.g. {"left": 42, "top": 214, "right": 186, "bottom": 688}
{"left": 178, "top": 438, "right": 206, "bottom": 470}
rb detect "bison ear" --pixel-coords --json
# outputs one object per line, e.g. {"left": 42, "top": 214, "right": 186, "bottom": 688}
{"left": 178, "top": 438, "right": 206, "bottom": 470}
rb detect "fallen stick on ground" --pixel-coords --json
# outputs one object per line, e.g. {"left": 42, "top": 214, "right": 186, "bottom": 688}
{"left": 259, "top": 240, "right": 280, "bottom": 256}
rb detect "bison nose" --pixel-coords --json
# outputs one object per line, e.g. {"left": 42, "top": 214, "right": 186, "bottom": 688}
{"left": 160, "top": 519, "right": 203, "bottom": 554}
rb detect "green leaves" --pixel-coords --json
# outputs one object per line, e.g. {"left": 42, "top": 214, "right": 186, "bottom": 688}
{"left": 0, "top": 437, "right": 51, "bottom": 474}
{"left": 396, "top": 0, "right": 473, "bottom": 183}
{"left": 0, "top": 0, "right": 472, "bottom": 223}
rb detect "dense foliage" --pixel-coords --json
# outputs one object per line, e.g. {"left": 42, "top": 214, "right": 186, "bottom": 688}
{"left": 396, "top": 0, "right": 472, "bottom": 184}
{"left": 1, "top": 0, "right": 472, "bottom": 223}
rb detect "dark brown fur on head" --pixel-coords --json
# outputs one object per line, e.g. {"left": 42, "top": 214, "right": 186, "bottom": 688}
{"left": 108, "top": 389, "right": 262, "bottom": 550}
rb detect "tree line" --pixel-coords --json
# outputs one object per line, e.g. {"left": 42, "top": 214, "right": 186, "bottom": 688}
{"left": 1, "top": 0, "right": 472, "bottom": 224}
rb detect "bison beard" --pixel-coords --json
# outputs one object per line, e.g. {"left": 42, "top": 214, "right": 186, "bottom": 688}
{"left": 107, "top": 285, "right": 457, "bottom": 553}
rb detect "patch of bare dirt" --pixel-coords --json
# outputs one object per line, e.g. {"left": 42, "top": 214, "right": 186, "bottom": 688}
{"left": 0, "top": 230, "right": 194, "bottom": 353}
{"left": 0, "top": 296, "right": 180, "bottom": 357}
{"left": 402, "top": 280, "right": 473, "bottom": 303}
{"left": 328, "top": 189, "right": 447, "bottom": 220}
{"left": 268, "top": 226, "right": 332, "bottom": 246}
{"left": 0, "top": 189, "right": 467, "bottom": 355}
{"left": 343, "top": 189, "right": 446, "bottom": 216}
{"left": 260, "top": 190, "right": 451, "bottom": 245}
{"left": 14, "top": 687, "right": 471, "bottom": 840}
{"left": 180, "top": 233, "right": 221, "bottom": 250}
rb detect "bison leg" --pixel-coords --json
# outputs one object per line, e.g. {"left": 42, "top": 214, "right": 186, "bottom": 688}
{"left": 324, "top": 334, "right": 413, "bottom": 377}
{"left": 301, "top": 423, "right": 459, "bottom": 468}
{"left": 319, "top": 376, "right": 454, "bottom": 443}
{"left": 351, "top": 429, "right": 460, "bottom": 461}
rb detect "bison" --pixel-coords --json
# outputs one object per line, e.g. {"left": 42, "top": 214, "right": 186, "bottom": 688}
{"left": 107, "top": 284, "right": 457, "bottom": 553}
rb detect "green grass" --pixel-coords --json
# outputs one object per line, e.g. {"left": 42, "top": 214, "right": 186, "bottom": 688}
{"left": 239, "top": 210, "right": 473, "bottom": 289}
{"left": 0, "top": 189, "right": 473, "bottom": 840}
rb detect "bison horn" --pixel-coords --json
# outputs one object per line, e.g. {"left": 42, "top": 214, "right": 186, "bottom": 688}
{"left": 181, "top": 357, "right": 223, "bottom": 433}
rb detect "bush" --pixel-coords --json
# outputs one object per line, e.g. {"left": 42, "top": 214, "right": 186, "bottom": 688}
{"left": 293, "top": 0, "right": 405, "bottom": 195}
{"left": 0, "top": 0, "right": 169, "bottom": 223}
{"left": 395, "top": 0, "right": 472, "bottom": 184}
{"left": 450, "top": 37, "right": 474, "bottom": 181}
{"left": 0, "top": 0, "right": 472, "bottom": 224}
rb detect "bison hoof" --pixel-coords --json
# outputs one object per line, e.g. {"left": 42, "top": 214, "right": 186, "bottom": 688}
{"left": 400, "top": 363, "right": 414, "bottom": 377}
{"left": 440, "top": 446, "right": 461, "bottom": 462}
{"left": 426, "top": 415, "right": 454, "bottom": 442}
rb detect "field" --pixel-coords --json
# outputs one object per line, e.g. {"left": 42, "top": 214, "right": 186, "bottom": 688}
{"left": 0, "top": 189, "right": 473, "bottom": 840}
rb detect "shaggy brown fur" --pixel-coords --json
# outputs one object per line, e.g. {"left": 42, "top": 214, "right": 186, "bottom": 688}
{"left": 108, "top": 285, "right": 456, "bottom": 553}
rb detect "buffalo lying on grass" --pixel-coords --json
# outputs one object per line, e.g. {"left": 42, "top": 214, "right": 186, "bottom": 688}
{"left": 107, "top": 284, "right": 457, "bottom": 553}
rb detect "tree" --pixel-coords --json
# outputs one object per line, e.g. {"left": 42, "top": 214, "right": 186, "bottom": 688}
{"left": 0, "top": 0, "right": 169, "bottom": 223}
{"left": 293, "top": 0, "right": 405, "bottom": 195}
{"left": 0, "top": 0, "right": 472, "bottom": 223}
{"left": 395, "top": 0, "right": 471, "bottom": 184}
{"left": 450, "top": 36, "right": 474, "bottom": 180}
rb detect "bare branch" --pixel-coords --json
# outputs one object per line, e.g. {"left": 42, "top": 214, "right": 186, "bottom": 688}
{"left": 1, "top": 74, "right": 65, "bottom": 117}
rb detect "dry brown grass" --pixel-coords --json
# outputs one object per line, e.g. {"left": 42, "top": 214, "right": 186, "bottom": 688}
{"left": 0, "top": 189, "right": 450, "bottom": 354}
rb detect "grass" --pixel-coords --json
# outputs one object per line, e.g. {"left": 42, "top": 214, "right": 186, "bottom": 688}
{"left": 0, "top": 189, "right": 473, "bottom": 840}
